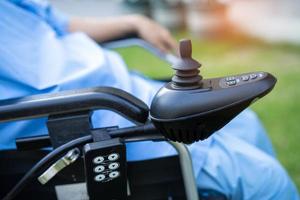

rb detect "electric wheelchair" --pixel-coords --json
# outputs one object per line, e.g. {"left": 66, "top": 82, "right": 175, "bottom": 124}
{"left": 0, "top": 38, "right": 276, "bottom": 200}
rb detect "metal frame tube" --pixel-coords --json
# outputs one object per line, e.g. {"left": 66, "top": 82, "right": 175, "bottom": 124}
{"left": 168, "top": 141, "right": 199, "bottom": 200}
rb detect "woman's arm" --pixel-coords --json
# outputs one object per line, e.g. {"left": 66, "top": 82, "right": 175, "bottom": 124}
{"left": 68, "top": 15, "right": 177, "bottom": 53}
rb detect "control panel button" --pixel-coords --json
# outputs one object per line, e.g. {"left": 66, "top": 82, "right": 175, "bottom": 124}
{"left": 258, "top": 73, "right": 264, "bottom": 78}
{"left": 225, "top": 76, "right": 235, "bottom": 81}
{"left": 94, "top": 174, "right": 106, "bottom": 182}
{"left": 250, "top": 74, "right": 257, "bottom": 79}
{"left": 108, "top": 162, "right": 120, "bottom": 170}
{"left": 94, "top": 165, "right": 105, "bottom": 173}
{"left": 241, "top": 75, "right": 249, "bottom": 81}
{"left": 93, "top": 156, "right": 104, "bottom": 164}
{"left": 109, "top": 171, "right": 120, "bottom": 179}
{"left": 226, "top": 80, "right": 236, "bottom": 86}
{"left": 108, "top": 153, "right": 119, "bottom": 161}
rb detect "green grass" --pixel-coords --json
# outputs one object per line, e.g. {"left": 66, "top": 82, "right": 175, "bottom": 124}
{"left": 116, "top": 34, "right": 300, "bottom": 189}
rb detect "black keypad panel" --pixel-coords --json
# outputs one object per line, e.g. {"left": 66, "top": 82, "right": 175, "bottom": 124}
{"left": 84, "top": 138, "right": 127, "bottom": 199}
{"left": 220, "top": 72, "right": 266, "bottom": 88}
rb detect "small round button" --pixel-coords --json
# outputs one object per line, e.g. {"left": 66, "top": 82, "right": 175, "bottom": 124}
{"left": 241, "top": 75, "right": 249, "bottom": 81}
{"left": 108, "top": 162, "right": 119, "bottom": 170}
{"left": 109, "top": 171, "right": 120, "bottom": 179}
{"left": 250, "top": 74, "right": 257, "bottom": 79}
{"left": 225, "top": 76, "right": 235, "bottom": 81}
{"left": 94, "top": 174, "right": 105, "bottom": 182}
{"left": 93, "top": 156, "right": 104, "bottom": 164}
{"left": 94, "top": 165, "right": 105, "bottom": 173}
{"left": 226, "top": 80, "right": 236, "bottom": 86}
{"left": 108, "top": 153, "right": 119, "bottom": 161}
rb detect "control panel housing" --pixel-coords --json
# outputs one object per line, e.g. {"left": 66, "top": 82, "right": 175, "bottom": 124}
{"left": 83, "top": 138, "right": 127, "bottom": 200}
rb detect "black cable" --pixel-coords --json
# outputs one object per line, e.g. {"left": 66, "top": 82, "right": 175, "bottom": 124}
{"left": 2, "top": 135, "right": 92, "bottom": 200}
{"left": 16, "top": 123, "right": 158, "bottom": 150}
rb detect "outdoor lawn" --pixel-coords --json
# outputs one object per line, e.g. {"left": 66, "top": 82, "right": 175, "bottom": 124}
{"left": 116, "top": 34, "right": 300, "bottom": 188}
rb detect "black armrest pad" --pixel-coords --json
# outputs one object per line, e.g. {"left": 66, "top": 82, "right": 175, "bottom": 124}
{"left": 0, "top": 87, "right": 149, "bottom": 124}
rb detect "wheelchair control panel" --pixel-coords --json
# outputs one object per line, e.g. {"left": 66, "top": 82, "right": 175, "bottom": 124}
{"left": 150, "top": 39, "right": 276, "bottom": 144}
{"left": 84, "top": 138, "right": 127, "bottom": 200}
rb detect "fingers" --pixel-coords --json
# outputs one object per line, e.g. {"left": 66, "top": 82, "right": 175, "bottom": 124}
{"left": 135, "top": 16, "right": 178, "bottom": 54}
{"left": 153, "top": 39, "right": 169, "bottom": 53}
{"left": 142, "top": 32, "right": 175, "bottom": 53}
{"left": 153, "top": 28, "right": 177, "bottom": 53}
{"left": 160, "top": 30, "right": 178, "bottom": 53}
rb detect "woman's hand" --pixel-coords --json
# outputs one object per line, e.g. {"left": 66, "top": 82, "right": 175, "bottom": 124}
{"left": 69, "top": 14, "right": 177, "bottom": 53}
{"left": 129, "top": 15, "right": 177, "bottom": 53}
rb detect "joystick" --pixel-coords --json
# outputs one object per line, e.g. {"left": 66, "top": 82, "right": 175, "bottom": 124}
{"left": 150, "top": 39, "right": 277, "bottom": 144}
{"left": 171, "top": 39, "right": 203, "bottom": 89}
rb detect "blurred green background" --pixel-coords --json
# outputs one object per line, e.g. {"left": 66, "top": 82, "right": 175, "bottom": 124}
{"left": 116, "top": 33, "right": 300, "bottom": 188}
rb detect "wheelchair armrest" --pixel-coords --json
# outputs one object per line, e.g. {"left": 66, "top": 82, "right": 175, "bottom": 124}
{"left": 102, "top": 38, "right": 180, "bottom": 65}
{"left": 0, "top": 87, "right": 149, "bottom": 124}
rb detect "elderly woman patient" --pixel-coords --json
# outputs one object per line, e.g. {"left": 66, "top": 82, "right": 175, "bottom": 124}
{"left": 0, "top": 0, "right": 298, "bottom": 199}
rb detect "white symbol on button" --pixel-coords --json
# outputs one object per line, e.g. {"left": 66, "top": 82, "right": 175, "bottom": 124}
{"left": 108, "top": 162, "right": 119, "bottom": 170}
{"left": 241, "top": 75, "right": 249, "bottom": 81}
{"left": 108, "top": 153, "right": 119, "bottom": 161}
{"left": 94, "top": 165, "right": 105, "bottom": 173}
{"left": 109, "top": 171, "right": 120, "bottom": 179}
{"left": 250, "top": 74, "right": 257, "bottom": 79}
{"left": 93, "top": 156, "right": 104, "bottom": 164}
{"left": 94, "top": 174, "right": 105, "bottom": 182}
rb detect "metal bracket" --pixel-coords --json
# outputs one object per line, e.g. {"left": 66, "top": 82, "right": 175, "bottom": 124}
{"left": 38, "top": 148, "right": 80, "bottom": 185}
{"left": 47, "top": 111, "right": 93, "bottom": 148}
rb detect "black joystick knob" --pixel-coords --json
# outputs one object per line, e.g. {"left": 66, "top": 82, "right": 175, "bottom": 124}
{"left": 171, "top": 39, "right": 203, "bottom": 89}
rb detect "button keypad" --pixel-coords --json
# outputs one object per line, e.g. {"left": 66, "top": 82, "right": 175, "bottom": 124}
{"left": 83, "top": 138, "right": 127, "bottom": 199}
{"left": 220, "top": 72, "right": 265, "bottom": 88}
{"left": 92, "top": 153, "right": 120, "bottom": 182}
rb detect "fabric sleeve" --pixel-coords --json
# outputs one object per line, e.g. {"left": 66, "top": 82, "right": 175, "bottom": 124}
{"left": 8, "top": 0, "right": 69, "bottom": 36}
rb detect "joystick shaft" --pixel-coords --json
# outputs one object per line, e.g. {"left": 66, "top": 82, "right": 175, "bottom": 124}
{"left": 171, "top": 39, "right": 203, "bottom": 89}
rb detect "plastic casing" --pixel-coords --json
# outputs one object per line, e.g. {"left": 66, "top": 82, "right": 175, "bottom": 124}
{"left": 150, "top": 72, "right": 277, "bottom": 143}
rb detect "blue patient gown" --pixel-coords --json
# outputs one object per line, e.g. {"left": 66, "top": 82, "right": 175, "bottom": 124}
{"left": 0, "top": 1, "right": 298, "bottom": 199}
